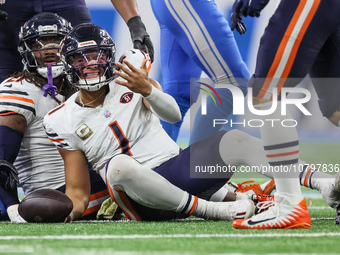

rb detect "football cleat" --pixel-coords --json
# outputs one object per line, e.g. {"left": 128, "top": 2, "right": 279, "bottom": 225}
{"left": 335, "top": 204, "right": 340, "bottom": 224}
{"left": 261, "top": 180, "right": 276, "bottom": 195}
{"left": 231, "top": 199, "right": 256, "bottom": 221}
{"left": 315, "top": 172, "right": 340, "bottom": 209}
{"left": 254, "top": 193, "right": 276, "bottom": 213}
{"left": 227, "top": 180, "right": 276, "bottom": 201}
{"left": 232, "top": 196, "right": 311, "bottom": 229}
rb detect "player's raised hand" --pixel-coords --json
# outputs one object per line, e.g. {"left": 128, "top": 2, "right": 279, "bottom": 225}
{"left": 230, "top": 0, "right": 247, "bottom": 35}
{"left": 114, "top": 58, "right": 152, "bottom": 97}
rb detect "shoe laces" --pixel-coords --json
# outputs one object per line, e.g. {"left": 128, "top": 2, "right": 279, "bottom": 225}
{"left": 236, "top": 180, "right": 262, "bottom": 194}
{"left": 256, "top": 200, "right": 280, "bottom": 224}
{"left": 256, "top": 194, "right": 275, "bottom": 202}
{"left": 257, "top": 200, "right": 277, "bottom": 212}
{"left": 255, "top": 195, "right": 277, "bottom": 214}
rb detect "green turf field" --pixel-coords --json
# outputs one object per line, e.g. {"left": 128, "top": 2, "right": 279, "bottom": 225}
{"left": 1, "top": 142, "right": 339, "bottom": 255}
{"left": 0, "top": 195, "right": 338, "bottom": 255}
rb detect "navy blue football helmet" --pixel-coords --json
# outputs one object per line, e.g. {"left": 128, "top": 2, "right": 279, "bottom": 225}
{"left": 18, "top": 12, "right": 72, "bottom": 78}
{"left": 60, "top": 23, "right": 116, "bottom": 91}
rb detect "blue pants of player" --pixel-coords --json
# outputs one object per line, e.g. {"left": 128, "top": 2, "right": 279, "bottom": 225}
{"left": 250, "top": 0, "right": 340, "bottom": 119}
{"left": 0, "top": 0, "right": 91, "bottom": 83}
{"left": 150, "top": 0, "right": 249, "bottom": 143}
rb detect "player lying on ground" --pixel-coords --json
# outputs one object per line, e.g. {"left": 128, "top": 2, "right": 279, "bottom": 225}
{"left": 0, "top": 13, "right": 109, "bottom": 222}
{"left": 43, "top": 23, "right": 340, "bottom": 222}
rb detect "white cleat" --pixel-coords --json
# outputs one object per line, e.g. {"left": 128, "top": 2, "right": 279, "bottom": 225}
{"left": 233, "top": 195, "right": 311, "bottom": 229}
{"left": 315, "top": 172, "right": 340, "bottom": 209}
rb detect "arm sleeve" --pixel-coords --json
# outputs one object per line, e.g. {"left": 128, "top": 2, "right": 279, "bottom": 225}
{"left": 144, "top": 86, "right": 182, "bottom": 124}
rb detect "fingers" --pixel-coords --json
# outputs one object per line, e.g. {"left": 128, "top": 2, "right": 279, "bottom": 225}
{"left": 142, "top": 37, "right": 154, "bottom": 63}
{"left": 120, "top": 59, "right": 138, "bottom": 73}
{"left": 230, "top": 13, "right": 247, "bottom": 35}
{"left": 64, "top": 215, "right": 71, "bottom": 223}
{"left": 64, "top": 211, "right": 74, "bottom": 223}
{"left": 114, "top": 68, "right": 129, "bottom": 83}
{"left": 133, "top": 40, "right": 142, "bottom": 50}
{"left": 141, "top": 59, "right": 151, "bottom": 73}
{"left": 236, "top": 21, "right": 247, "bottom": 35}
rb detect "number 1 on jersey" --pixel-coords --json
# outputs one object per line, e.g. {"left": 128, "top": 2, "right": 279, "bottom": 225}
{"left": 109, "top": 121, "right": 133, "bottom": 156}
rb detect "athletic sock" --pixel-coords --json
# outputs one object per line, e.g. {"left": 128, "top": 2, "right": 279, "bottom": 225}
{"left": 257, "top": 101, "right": 303, "bottom": 204}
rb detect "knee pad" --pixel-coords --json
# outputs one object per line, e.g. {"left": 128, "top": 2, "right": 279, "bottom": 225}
{"left": 106, "top": 155, "right": 138, "bottom": 187}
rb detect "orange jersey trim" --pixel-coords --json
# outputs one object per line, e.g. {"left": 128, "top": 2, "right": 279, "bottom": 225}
{"left": 0, "top": 95, "right": 34, "bottom": 104}
{"left": 48, "top": 137, "right": 64, "bottom": 143}
{"left": 0, "top": 111, "right": 17, "bottom": 116}
{"left": 83, "top": 204, "right": 101, "bottom": 216}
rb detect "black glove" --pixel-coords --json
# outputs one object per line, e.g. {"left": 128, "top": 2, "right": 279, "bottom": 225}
{"left": 0, "top": 10, "right": 7, "bottom": 21}
{"left": 230, "top": 0, "right": 247, "bottom": 35}
{"left": 246, "top": 0, "right": 270, "bottom": 17}
{"left": 0, "top": 160, "right": 19, "bottom": 189}
{"left": 127, "top": 16, "right": 154, "bottom": 63}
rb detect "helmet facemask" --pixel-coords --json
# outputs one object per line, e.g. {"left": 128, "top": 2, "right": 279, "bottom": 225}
{"left": 63, "top": 47, "right": 116, "bottom": 91}
{"left": 18, "top": 13, "right": 72, "bottom": 78}
{"left": 22, "top": 35, "right": 65, "bottom": 78}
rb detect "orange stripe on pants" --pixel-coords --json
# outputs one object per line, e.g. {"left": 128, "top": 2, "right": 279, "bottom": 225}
{"left": 258, "top": 0, "right": 321, "bottom": 99}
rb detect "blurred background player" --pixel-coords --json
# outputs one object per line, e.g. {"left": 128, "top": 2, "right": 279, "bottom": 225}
{"left": 230, "top": 0, "right": 340, "bottom": 229}
{"left": 0, "top": 0, "right": 154, "bottom": 83}
{"left": 0, "top": 13, "right": 109, "bottom": 222}
{"left": 150, "top": 0, "right": 249, "bottom": 143}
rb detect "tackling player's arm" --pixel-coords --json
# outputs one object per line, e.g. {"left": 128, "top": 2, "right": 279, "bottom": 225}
{"left": 57, "top": 148, "right": 91, "bottom": 221}
{"left": 0, "top": 114, "right": 26, "bottom": 188}
{"left": 0, "top": 113, "right": 26, "bottom": 222}
{"left": 111, "top": 0, "right": 154, "bottom": 62}
{"left": 114, "top": 59, "right": 181, "bottom": 123}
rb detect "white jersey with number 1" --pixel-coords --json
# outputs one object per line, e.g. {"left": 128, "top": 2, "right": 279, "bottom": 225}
{"left": 43, "top": 81, "right": 180, "bottom": 181}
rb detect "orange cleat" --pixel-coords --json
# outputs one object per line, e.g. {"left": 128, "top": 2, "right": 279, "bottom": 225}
{"left": 232, "top": 196, "right": 311, "bottom": 229}
{"left": 262, "top": 180, "right": 275, "bottom": 195}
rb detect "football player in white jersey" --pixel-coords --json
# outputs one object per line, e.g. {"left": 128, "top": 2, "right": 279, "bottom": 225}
{"left": 44, "top": 23, "right": 340, "bottom": 222}
{"left": 44, "top": 23, "right": 258, "bottom": 222}
{"left": 0, "top": 13, "right": 109, "bottom": 222}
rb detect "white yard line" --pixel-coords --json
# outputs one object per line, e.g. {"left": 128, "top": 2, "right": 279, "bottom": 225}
{"left": 1, "top": 232, "right": 340, "bottom": 240}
